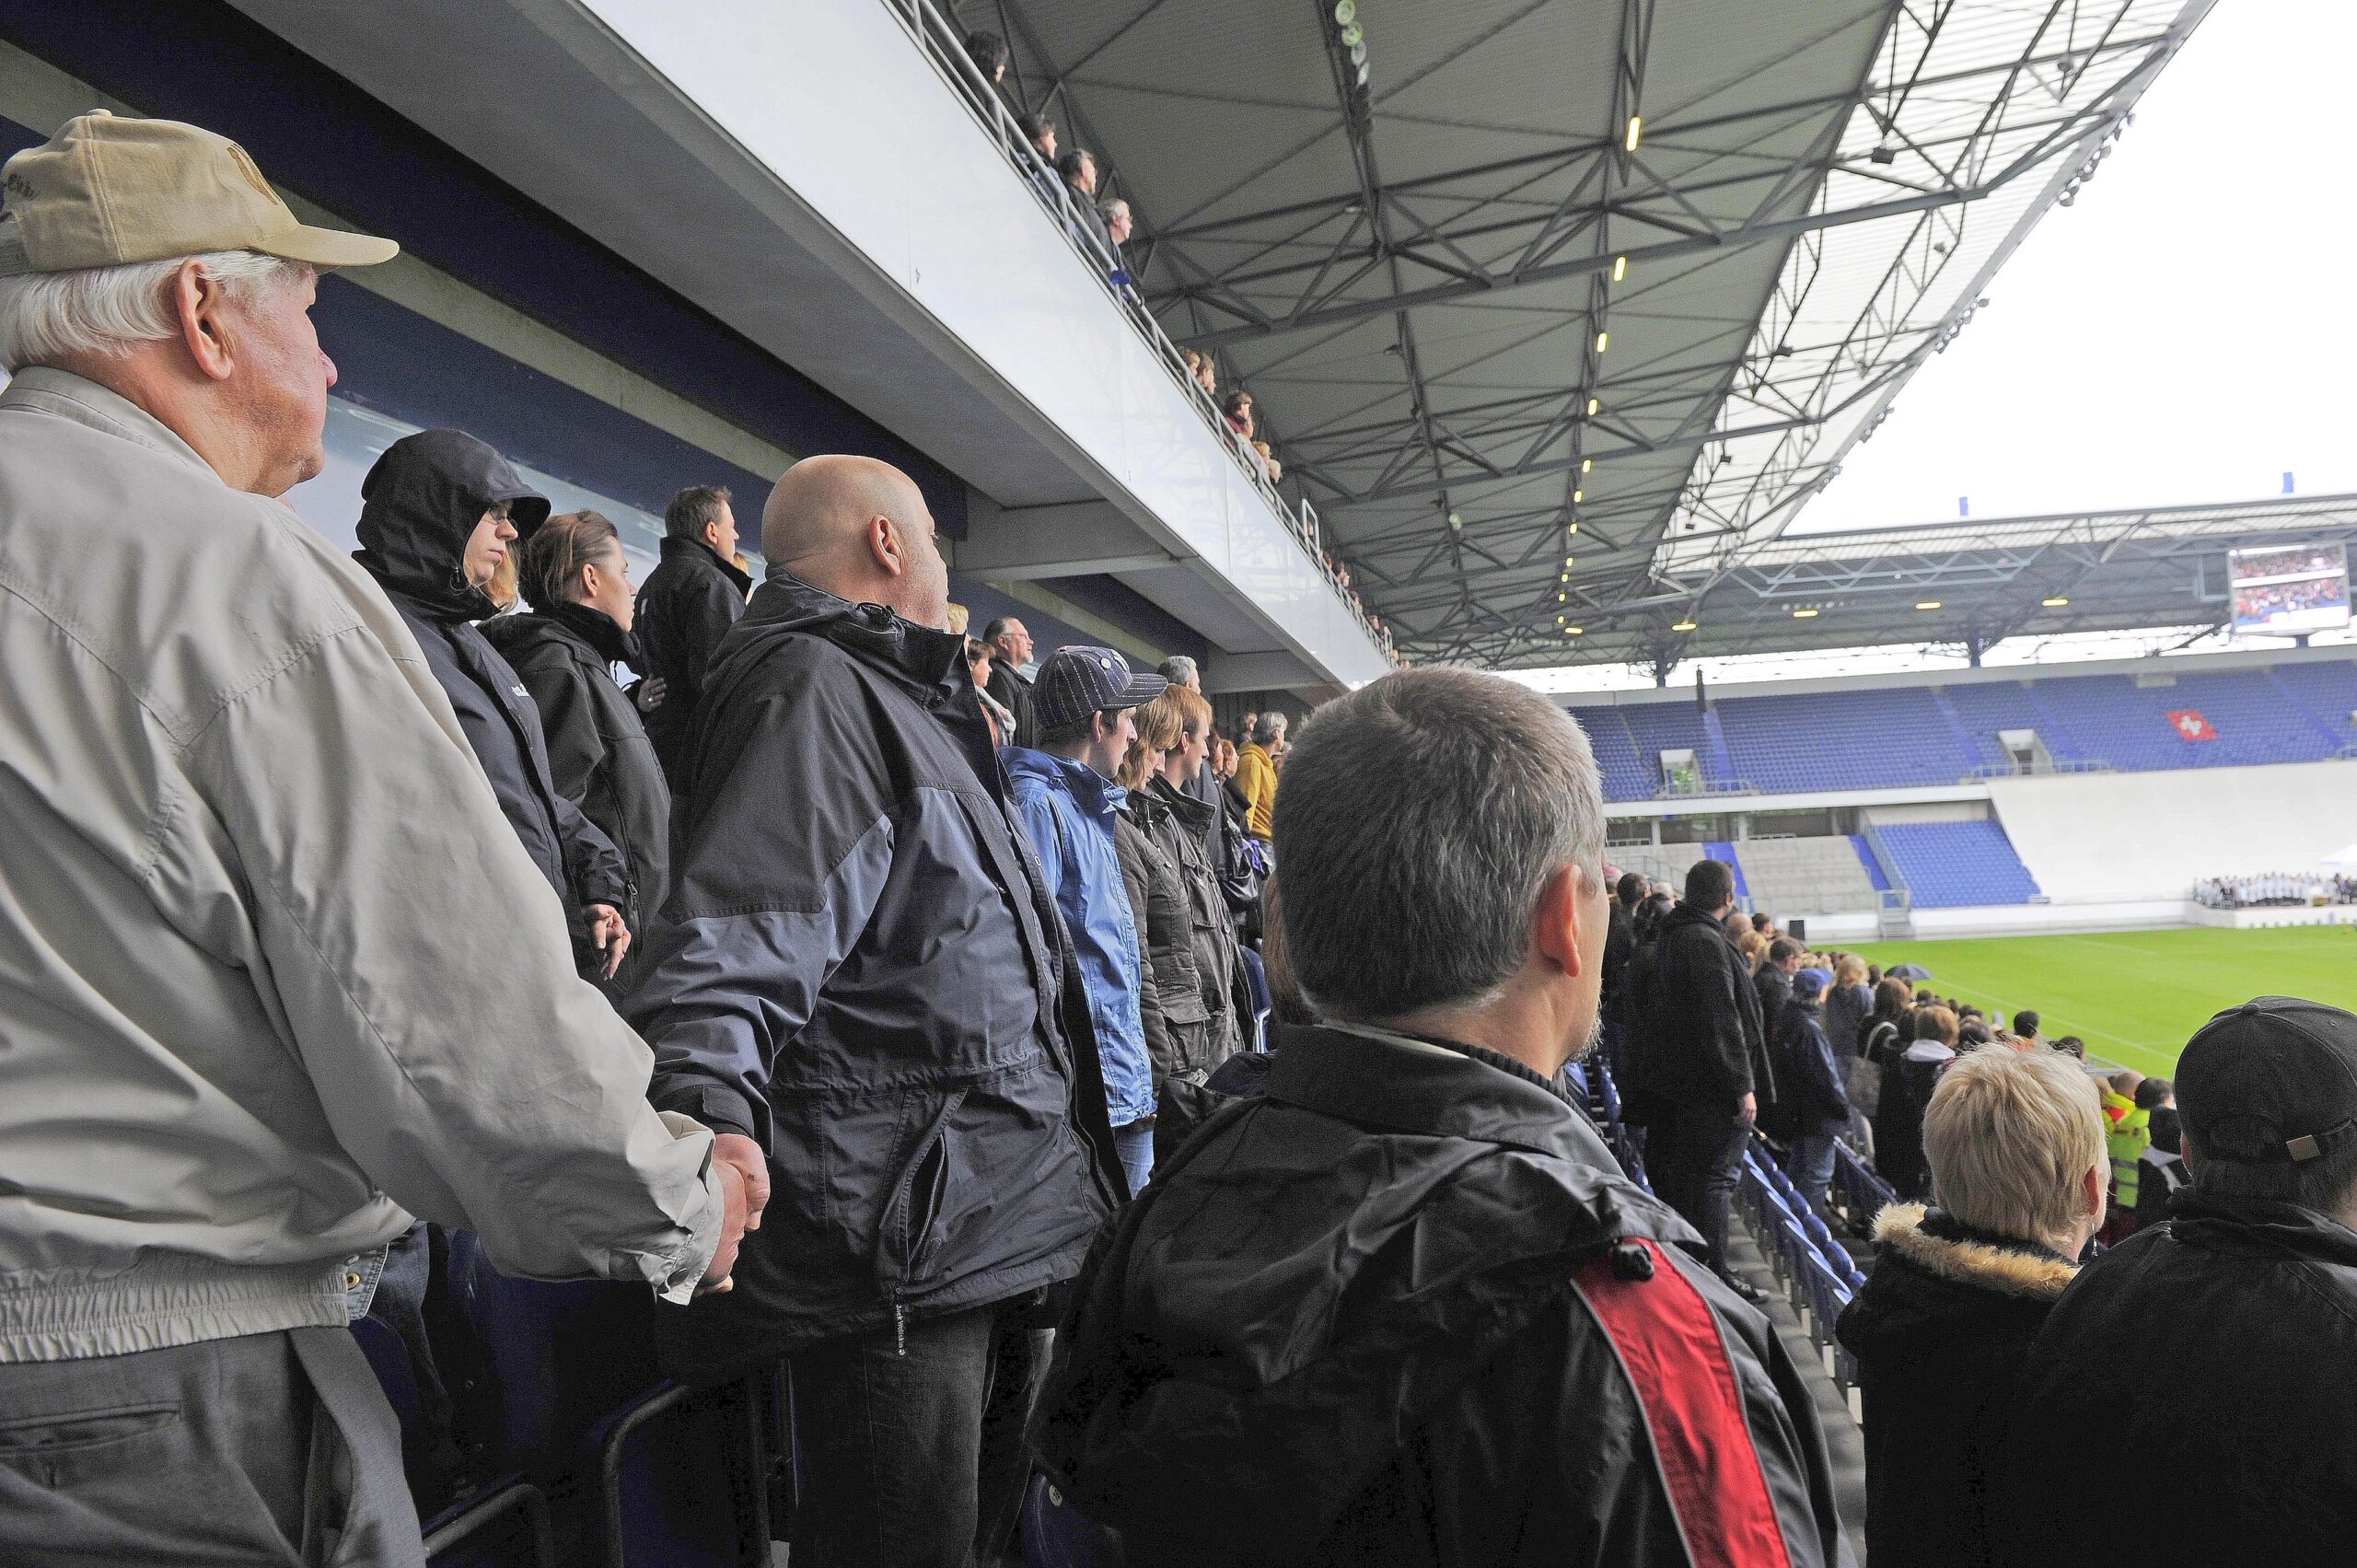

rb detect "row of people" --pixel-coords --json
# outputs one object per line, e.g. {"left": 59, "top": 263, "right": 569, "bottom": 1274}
{"left": 2195, "top": 870, "right": 2357, "bottom": 907}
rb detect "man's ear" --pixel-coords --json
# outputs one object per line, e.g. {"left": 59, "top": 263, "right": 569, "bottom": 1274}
{"left": 1531, "top": 863, "right": 1587, "bottom": 978}
{"left": 2083, "top": 1162, "right": 2107, "bottom": 1218}
{"left": 173, "top": 259, "right": 238, "bottom": 384}
{"left": 870, "top": 513, "right": 907, "bottom": 578}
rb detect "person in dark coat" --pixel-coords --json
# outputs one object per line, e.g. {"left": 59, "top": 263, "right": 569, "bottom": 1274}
{"left": 1625, "top": 857, "right": 1773, "bottom": 1286}
{"left": 482, "top": 508, "right": 672, "bottom": 942}
{"left": 1031, "top": 668, "right": 1845, "bottom": 1567}
{"left": 633, "top": 482, "right": 750, "bottom": 792}
{"left": 982, "top": 614, "right": 1039, "bottom": 749}
{"left": 1836, "top": 1048, "right": 2104, "bottom": 1568}
{"left": 1877, "top": 1007, "right": 1958, "bottom": 1201}
{"left": 352, "top": 429, "right": 633, "bottom": 979}
{"left": 1144, "top": 685, "right": 1250, "bottom": 1063}
{"left": 1996, "top": 997, "right": 2357, "bottom": 1568}
{"left": 627, "top": 456, "right": 1120, "bottom": 1568}
{"left": 1773, "top": 970, "right": 1851, "bottom": 1218}
{"left": 1756, "top": 935, "right": 1801, "bottom": 1028}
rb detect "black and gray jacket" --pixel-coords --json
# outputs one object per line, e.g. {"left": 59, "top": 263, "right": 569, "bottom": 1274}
{"left": 1033, "top": 1022, "right": 1844, "bottom": 1567}
{"left": 633, "top": 535, "right": 750, "bottom": 791}
{"left": 1145, "top": 775, "right": 1248, "bottom": 1068}
{"left": 628, "top": 574, "right": 1122, "bottom": 1373}
{"left": 353, "top": 431, "right": 631, "bottom": 964}
{"left": 1114, "top": 786, "right": 1232, "bottom": 1091}
{"left": 482, "top": 599, "right": 672, "bottom": 923}
{"left": 1628, "top": 900, "right": 1771, "bottom": 1110}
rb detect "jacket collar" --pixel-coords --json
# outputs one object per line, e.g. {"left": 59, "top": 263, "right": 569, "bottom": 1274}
{"left": 1146, "top": 773, "right": 1213, "bottom": 830}
{"left": 1004, "top": 746, "right": 1126, "bottom": 817}
{"left": 0, "top": 366, "right": 219, "bottom": 482}
{"left": 1664, "top": 900, "right": 1735, "bottom": 940}
{"left": 2165, "top": 1191, "right": 2357, "bottom": 1265}
{"left": 1265, "top": 1020, "right": 1608, "bottom": 1165}
{"left": 732, "top": 571, "right": 968, "bottom": 701}
{"left": 533, "top": 597, "right": 642, "bottom": 668}
{"left": 660, "top": 532, "right": 755, "bottom": 593}
{"left": 1872, "top": 1202, "right": 2078, "bottom": 1302}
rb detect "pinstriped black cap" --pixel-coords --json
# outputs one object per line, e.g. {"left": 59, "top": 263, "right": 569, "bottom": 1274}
{"left": 1033, "top": 645, "right": 1167, "bottom": 733}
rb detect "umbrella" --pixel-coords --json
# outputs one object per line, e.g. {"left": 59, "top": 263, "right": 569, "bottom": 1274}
{"left": 1887, "top": 963, "right": 1933, "bottom": 981}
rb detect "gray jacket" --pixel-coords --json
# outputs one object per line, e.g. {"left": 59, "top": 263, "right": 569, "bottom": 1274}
{"left": 0, "top": 369, "right": 725, "bottom": 1364}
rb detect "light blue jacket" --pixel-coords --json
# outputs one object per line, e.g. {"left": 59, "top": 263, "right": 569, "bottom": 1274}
{"left": 1005, "top": 749, "right": 1156, "bottom": 1126}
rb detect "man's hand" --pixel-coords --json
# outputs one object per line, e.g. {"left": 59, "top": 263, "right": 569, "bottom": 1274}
{"left": 700, "top": 1156, "right": 747, "bottom": 1295}
{"left": 712, "top": 1132, "right": 771, "bottom": 1235}
{"left": 634, "top": 677, "right": 668, "bottom": 714}
{"left": 1738, "top": 1092, "right": 1758, "bottom": 1125}
{"left": 585, "top": 904, "right": 632, "bottom": 979}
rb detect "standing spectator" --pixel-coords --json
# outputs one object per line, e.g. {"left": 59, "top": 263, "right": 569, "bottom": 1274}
{"left": 1237, "top": 711, "right": 1285, "bottom": 845}
{"left": 1155, "top": 655, "right": 1227, "bottom": 869}
{"left": 1057, "top": 148, "right": 1113, "bottom": 251}
{"left": 0, "top": 110, "right": 738, "bottom": 1564}
{"left": 1599, "top": 870, "right": 1642, "bottom": 1071}
{"left": 485, "top": 508, "right": 673, "bottom": 940}
{"left": 969, "top": 636, "right": 1016, "bottom": 744}
{"left": 628, "top": 456, "right": 1122, "bottom": 1568}
{"left": 354, "top": 430, "right": 635, "bottom": 981}
{"left": 1837, "top": 1050, "right": 2105, "bottom": 1568}
{"left": 1854, "top": 975, "right": 1914, "bottom": 1124}
{"left": 1824, "top": 953, "right": 1874, "bottom": 1090}
{"left": 1736, "top": 926, "right": 1769, "bottom": 975}
{"left": 1031, "top": 669, "right": 1846, "bottom": 1566}
{"left": 1145, "top": 685, "right": 1251, "bottom": 1063}
{"left": 1999, "top": 998, "right": 2357, "bottom": 1567}
{"left": 633, "top": 482, "right": 749, "bottom": 791}
{"left": 1100, "top": 197, "right": 1135, "bottom": 285}
{"left": 2100, "top": 1069, "right": 2152, "bottom": 1239}
{"left": 2009, "top": 1007, "right": 2042, "bottom": 1049}
{"left": 1879, "top": 1008, "right": 1959, "bottom": 1201}
{"left": 2133, "top": 1085, "right": 2191, "bottom": 1235}
{"left": 1751, "top": 911, "right": 1777, "bottom": 938}
{"left": 1775, "top": 970, "right": 1852, "bottom": 1219}
{"left": 983, "top": 614, "right": 1040, "bottom": 748}
{"left": 1113, "top": 692, "right": 1225, "bottom": 1106}
{"left": 1021, "top": 113, "right": 1057, "bottom": 165}
{"left": 1627, "top": 856, "right": 1773, "bottom": 1292}
{"left": 1756, "top": 935, "right": 1802, "bottom": 1027}
{"left": 1006, "top": 645, "right": 1170, "bottom": 1197}
{"left": 963, "top": 28, "right": 1010, "bottom": 86}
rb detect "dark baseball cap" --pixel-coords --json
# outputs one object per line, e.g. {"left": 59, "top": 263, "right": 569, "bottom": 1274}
{"left": 2177, "top": 996, "right": 2357, "bottom": 1164}
{"left": 1032, "top": 645, "right": 1167, "bottom": 733}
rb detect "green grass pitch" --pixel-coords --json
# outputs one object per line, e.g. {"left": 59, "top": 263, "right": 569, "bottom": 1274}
{"left": 1844, "top": 926, "right": 2357, "bottom": 1078}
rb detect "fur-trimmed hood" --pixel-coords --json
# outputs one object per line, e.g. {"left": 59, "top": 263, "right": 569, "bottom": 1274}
{"left": 1872, "top": 1202, "right": 2078, "bottom": 1301}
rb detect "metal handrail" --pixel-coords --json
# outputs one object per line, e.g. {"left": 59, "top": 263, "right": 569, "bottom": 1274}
{"left": 1855, "top": 819, "right": 1912, "bottom": 908}
{"left": 1653, "top": 778, "right": 1760, "bottom": 800}
{"left": 1962, "top": 758, "right": 2114, "bottom": 781}
{"left": 879, "top": 0, "right": 1397, "bottom": 665}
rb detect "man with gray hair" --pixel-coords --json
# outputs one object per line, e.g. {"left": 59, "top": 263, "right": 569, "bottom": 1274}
{"left": 1033, "top": 668, "right": 1842, "bottom": 1565}
{"left": 1235, "top": 708, "right": 1284, "bottom": 845}
{"left": 0, "top": 111, "right": 743, "bottom": 1565}
{"left": 1155, "top": 656, "right": 1231, "bottom": 870}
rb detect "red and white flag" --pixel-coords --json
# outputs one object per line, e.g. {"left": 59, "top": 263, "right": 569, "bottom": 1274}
{"left": 2167, "top": 709, "right": 2217, "bottom": 741}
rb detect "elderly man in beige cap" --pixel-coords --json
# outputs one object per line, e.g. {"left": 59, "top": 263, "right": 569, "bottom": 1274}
{"left": 0, "top": 112, "right": 750, "bottom": 1566}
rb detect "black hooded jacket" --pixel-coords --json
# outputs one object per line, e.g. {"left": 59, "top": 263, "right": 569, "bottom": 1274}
{"left": 482, "top": 599, "right": 672, "bottom": 924}
{"left": 1032, "top": 1022, "right": 1845, "bottom": 1568}
{"left": 633, "top": 535, "right": 750, "bottom": 791}
{"left": 354, "top": 431, "right": 630, "bottom": 957}
{"left": 1628, "top": 900, "right": 1770, "bottom": 1109}
{"left": 1834, "top": 1204, "right": 2077, "bottom": 1568}
{"left": 1995, "top": 1191, "right": 2357, "bottom": 1567}
{"left": 626, "top": 574, "right": 1121, "bottom": 1372}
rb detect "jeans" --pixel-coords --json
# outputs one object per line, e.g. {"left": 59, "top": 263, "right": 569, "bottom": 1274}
{"left": 1656, "top": 1099, "right": 1751, "bottom": 1277}
{"left": 0, "top": 1326, "right": 423, "bottom": 1567}
{"left": 1787, "top": 1132, "right": 1840, "bottom": 1222}
{"left": 784, "top": 1301, "right": 1039, "bottom": 1568}
{"left": 1115, "top": 1119, "right": 1155, "bottom": 1198}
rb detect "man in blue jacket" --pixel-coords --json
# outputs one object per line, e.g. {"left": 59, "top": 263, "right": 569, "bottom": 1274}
{"left": 629, "top": 455, "right": 1122, "bottom": 1568}
{"left": 1775, "top": 969, "right": 1852, "bottom": 1221}
{"left": 1006, "top": 645, "right": 1168, "bottom": 1197}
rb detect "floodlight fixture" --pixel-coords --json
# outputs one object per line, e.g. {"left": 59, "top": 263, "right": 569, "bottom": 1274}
{"left": 1595, "top": 330, "right": 1608, "bottom": 354}
{"left": 1586, "top": 397, "right": 1600, "bottom": 416}
{"left": 1611, "top": 255, "right": 1627, "bottom": 283}
{"left": 1333, "top": 0, "right": 1354, "bottom": 21}
{"left": 1341, "top": 22, "right": 1362, "bottom": 45}
{"left": 1671, "top": 619, "right": 1697, "bottom": 633}
{"left": 1624, "top": 116, "right": 1642, "bottom": 153}
{"left": 2042, "top": 595, "right": 2070, "bottom": 607}
{"left": 1573, "top": 489, "right": 1584, "bottom": 503}
{"left": 1793, "top": 607, "right": 1819, "bottom": 619}
{"left": 1915, "top": 599, "right": 1942, "bottom": 610}
{"left": 1566, "top": 626, "right": 1585, "bottom": 636}
{"left": 1582, "top": 458, "right": 1594, "bottom": 473}
{"left": 1446, "top": 510, "right": 1463, "bottom": 530}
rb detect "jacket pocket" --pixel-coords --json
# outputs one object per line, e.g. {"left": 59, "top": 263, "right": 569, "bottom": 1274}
{"left": 874, "top": 1087, "right": 969, "bottom": 1305}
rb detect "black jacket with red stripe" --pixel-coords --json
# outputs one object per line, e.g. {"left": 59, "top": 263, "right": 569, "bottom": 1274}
{"left": 1030, "top": 1021, "right": 1845, "bottom": 1567}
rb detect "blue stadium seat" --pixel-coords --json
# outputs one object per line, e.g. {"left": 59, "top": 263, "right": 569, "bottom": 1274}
{"left": 1023, "top": 1473, "right": 1121, "bottom": 1568}
{"left": 1875, "top": 819, "right": 2040, "bottom": 907}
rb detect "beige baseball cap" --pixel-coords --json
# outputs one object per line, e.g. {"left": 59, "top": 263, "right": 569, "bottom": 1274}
{"left": 0, "top": 110, "right": 397, "bottom": 276}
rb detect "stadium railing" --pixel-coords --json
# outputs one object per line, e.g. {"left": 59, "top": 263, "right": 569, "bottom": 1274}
{"left": 876, "top": 0, "right": 1397, "bottom": 662}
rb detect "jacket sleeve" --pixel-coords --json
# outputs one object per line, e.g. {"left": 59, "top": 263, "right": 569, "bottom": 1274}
{"left": 554, "top": 779, "right": 632, "bottom": 914}
{"left": 628, "top": 691, "right": 896, "bottom": 1149}
{"left": 522, "top": 657, "right": 610, "bottom": 814}
{"left": 679, "top": 569, "right": 748, "bottom": 694}
{"left": 1802, "top": 1022, "right": 1849, "bottom": 1121}
{"left": 1650, "top": 930, "right": 1755, "bottom": 1101}
{"left": 1115, "top": 823, "right": 1177, "bottom": 1092}
{"left": 190, "top": 625, "right": 724, "bottom": 1300}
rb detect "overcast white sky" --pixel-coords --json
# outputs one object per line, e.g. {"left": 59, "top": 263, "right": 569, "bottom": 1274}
{"left": 1514, "top": 1, "right": 2353, "bottom": 692}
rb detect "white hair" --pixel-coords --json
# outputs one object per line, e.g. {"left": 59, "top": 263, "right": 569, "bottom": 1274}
{"left": 0, "top": 249, "right": 308, "bottom": 372}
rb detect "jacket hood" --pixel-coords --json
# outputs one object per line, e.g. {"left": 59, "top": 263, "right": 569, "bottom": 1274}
{"left": 1004, "top": 745, "right": 1126, "bottom": 817}
{"left": 1837, "top": 1203, "right": 2075, "bottom": 1365}
{"left": 354, "top": 429, "right": 550, "bottom": 622}
{"left": 705, "top": 570, "right": 968, "bottom": 706}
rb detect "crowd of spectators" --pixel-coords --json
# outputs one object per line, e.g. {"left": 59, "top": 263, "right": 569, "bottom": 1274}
{"left": 955, "top": 27, "right": 1397, "bottom": 664}
{"left": 13, "top": 106, "right": 2357, "bottom": 1568}
{"left": 2195, "top": 870, "right": 2357, "bottom": 908}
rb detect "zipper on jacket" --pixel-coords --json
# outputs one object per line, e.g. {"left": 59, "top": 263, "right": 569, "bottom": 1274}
{"left": 895, "top": 1299, "right": 907, "bottom": 1357}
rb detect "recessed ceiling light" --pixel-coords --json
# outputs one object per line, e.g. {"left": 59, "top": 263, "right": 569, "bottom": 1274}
{"left": 1793, "top": 607, "right": 1819, "bottom": 619}
{"left": 1916, "top": 599, "right": 1942, "bottom": 610}
{"left": 2042, "top": 595, "right": 2070, "bottom": 607}
{"left": 1672, "top": 619, "right": 1697, "bottom": 632}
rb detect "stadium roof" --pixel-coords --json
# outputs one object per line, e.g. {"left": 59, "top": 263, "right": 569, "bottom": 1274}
{"left": 988, "top": 0, "right": 2218, "bottom": 668}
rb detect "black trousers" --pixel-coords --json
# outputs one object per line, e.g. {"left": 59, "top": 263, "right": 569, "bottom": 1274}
{"left": 784, "top": 1300, "right": 1045, "bottom": 1568}
{"left": 1653, "top": 1098, "right": 1750, "bottom": 1277}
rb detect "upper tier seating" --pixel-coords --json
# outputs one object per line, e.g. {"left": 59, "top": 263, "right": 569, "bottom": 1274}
{"left": 1568, "top": 659, "right": 2357, "bottom": 801}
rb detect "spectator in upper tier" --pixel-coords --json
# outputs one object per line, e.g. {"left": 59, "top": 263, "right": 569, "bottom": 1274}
{"left": 1032, "top": 668, "right": 1847, "bottom": 1567}
{"left": 1021, "top": 112, "right": 1057, "bottom": 165}
{"left": 629, "top": 455, "right": 1122, "bottom": 1568}
{"left": 1100, "top": 197, "right": 1135, "bottom": 285}
{"left": 1237, "top": 711, "right": 1285, "bottom": 845}
{"left": 981, "top": 614, "right": 1040, "bottom": 749}
{"left": 1223, "top": 388, "right": 1259, "bottom": 452}
{"left": 2009, "top": 1007, "right": 2042, "bottom": 1049}
{"left": 1837, "top": 1049, "right": 2105, "bottom": 1568}
{"left": 354, "top": 430, "right": 635, "bottom": 981}
{"left": 483, "top": 508, "right": 674, "bottom": 953}
{"left": 963, "top": 27, "right": 1010, "bottom": 86}
{"left": 1756, "top": 935, "right": 1802, "bottom": 1028}
{"left": 1057, "top": 148, "right": 1113, "bottom": 251}
{"left": 2001, "top": 998, "right": 2357, "bottom": 1567}
{"left": 634, "top": 482, "right": 750, "bottom": 792}
{"left": 1006, "top": 645, "right": 1170, "bottom": 1198}
{"left": 1775, "top": 970, "right": 1851, "bottom": 1220}
{"left": 1626, "top": 856, "right": 1773, "bottom": 1293}
{"left": 0, "top": 109, "right": 737, "bottom": 1565}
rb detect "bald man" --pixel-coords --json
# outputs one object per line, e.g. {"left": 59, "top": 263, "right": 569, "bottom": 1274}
{"left": 627, "top": 456, "right": 1122, "bottom": 1568}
